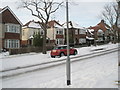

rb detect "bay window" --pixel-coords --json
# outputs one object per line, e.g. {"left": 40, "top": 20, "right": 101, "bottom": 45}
{"left": 4, "top": 39, "right": 20, "bottom": 48}
{"left": 5, "top": 24, "right": 20, "bottom": 33}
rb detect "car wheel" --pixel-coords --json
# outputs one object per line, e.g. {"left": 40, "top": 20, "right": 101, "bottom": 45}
{"left": 59, "top": 52, "right": 65, "bottom": 57}
{"left": 73, "top": 50, "right": 77, "bottom": 55}
{"left": 51, "top": 56, "right": 55, "bottom": 58}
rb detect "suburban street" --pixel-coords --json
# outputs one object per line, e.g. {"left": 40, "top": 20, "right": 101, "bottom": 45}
{"left": 0, "top": 0, "right": 120, "bottom": 89}
{"left": 2, "top": 51, "right": 118, "bottom": 88}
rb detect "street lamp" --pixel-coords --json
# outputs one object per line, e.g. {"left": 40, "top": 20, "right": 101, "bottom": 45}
{"left": 117, "top": 0, "right": 120, "bottom": 27}
{"left": 66, "top": 0, "right": 71, "bottom": 85}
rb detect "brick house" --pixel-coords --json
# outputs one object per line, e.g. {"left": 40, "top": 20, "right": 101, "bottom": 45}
{"left": 0, "top": 6, "right": 22, "bottom": 50}
{"left": 22, "top": 20, "right": 44, "bottom": 46}
{"left": 88, "top": 20, "right": 112, "bottom": 43}
{"left": 63, "top": 21, "right": 86, "bottom": 45}
{"left": 47, "top": 20, "right": 65, "bottom": 45}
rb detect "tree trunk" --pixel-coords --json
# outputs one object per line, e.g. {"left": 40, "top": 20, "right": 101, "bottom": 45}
{"left": 113, "top": 30, "right": 117, "bottom": 43}
{"left": 42, "top": 28, "right": 47, "bottom": 54}
{"left": 118, "top": 29, "right": 120, "bottom": 43}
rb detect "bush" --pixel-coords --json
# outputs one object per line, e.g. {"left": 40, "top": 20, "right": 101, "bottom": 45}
{"left": 33, "top": 32, "right": 43, "bottom": 47}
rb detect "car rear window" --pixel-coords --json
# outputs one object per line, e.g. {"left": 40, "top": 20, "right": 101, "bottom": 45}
{"left": 54, "top": 47, "right": 61, "bottom": 50}
{"left": 62, "top": 46, "right": 67, "bottom": 49}
{"left": 53, "top": 46, "right": 67, "bottom": 50}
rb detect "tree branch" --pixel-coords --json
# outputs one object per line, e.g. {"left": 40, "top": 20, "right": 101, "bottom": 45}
{"left": 50, "top": 2, "right": 63, "bottom": 14}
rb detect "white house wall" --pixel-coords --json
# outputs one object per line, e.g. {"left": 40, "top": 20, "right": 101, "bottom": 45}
{"left": 47, "top": 27, "right": 55, "bottom": 40}
{"left": 22, "top": 28, "right": 41, "bottom": 41}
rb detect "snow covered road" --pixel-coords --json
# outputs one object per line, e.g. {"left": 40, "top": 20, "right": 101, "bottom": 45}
{"left": 0, "top": 43, "right": 118, "bottom": 72}
{"left": 2, "top": 51, "right": 118, "bottom": 88}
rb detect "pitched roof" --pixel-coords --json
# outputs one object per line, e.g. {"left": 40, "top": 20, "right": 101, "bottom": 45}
{"left": 23, "top": 20, "right": 42, "bottom": 29}
{"left": 23, "top": 21, "right": 32, "bottom": 27}
{"left": 88, "top": 20, "right": 110, "bottom": 32}
{"left": 62, "top": 21, "right": 83, "bottom": 29}
{"left": 0, "top": 6, "right": 23, "bottom": 25}
{"left": 48, "top": 20, "right": 63, "bottom": 28}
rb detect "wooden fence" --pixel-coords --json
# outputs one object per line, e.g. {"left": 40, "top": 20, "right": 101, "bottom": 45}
{"left": 9, "top": 46, "right": 54, "bottom": 55}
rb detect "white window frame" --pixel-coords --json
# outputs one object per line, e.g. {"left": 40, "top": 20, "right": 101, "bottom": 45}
{"left": 75, "top": 29, "right": 78, "bottom": 35}
{"left": 5, "top": 24, "right": 20, "bottom": 33}
{"left": 56, "top": 28, "right": 64, "bottom": 35}
{"left": 79, "top": 29, "right": 86, "bottom": 34}
{"left": 56, "top": 39, "right": 64, "bottom": 45}
{"left": 79, "top": 38, "right": 86, "bottom": 44}
{"left": 4, "top": 39, "right": 20, "bottom": 48}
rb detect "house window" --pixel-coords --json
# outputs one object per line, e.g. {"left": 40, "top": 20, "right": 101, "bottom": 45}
{"left": 23, "top": 30, "right": 25, "bottom": 36}
{"left": 98, "top": 37, "right": 103, "bottom": 41}
{"left": 5, "top": 24, "right": 20, "bottom": 33}
{"left": 4, "top": 39, "right": 20, "bottom": 48}
{"left": 79, "top": 38, "right": 86, "bottom": 44}
{"left": 40, "top": 30, "right": 44, "bottom": 35}
{"left": 79, "top": 29, "right": 86, "bottom": 34}
{"left": 56, "top": 29, "right": 63, "bottom": 35}
{"left": 75, "top": 29, "right": 78, "bottom": 35}
{"left": 56, "top": 39, "right": 64, "bottom": 45}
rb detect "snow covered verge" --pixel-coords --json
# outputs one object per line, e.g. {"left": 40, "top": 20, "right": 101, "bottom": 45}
{"left": 0, "top": 43, "right": 119, "bottom": 88}
{"left": 0, "top": 43, "right": 118, "bottom": 72}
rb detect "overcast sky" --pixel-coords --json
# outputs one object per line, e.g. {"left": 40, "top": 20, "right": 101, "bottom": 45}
{"left": 0, "top": 0, "right": 116, "bottom": 27}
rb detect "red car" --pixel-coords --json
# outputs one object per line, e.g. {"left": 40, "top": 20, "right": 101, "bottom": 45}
{"left": 50, "top": 45, "right": 77, "bottom": 58}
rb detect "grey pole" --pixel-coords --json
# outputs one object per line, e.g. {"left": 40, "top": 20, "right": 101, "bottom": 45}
{"left": 66, "top": 0, "right": 71, "bottom": 85}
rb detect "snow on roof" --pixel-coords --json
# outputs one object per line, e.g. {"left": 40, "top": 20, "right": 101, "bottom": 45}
{"left": 105, "top": 25, "right": 110, "bottom": 29}
{"left": 23, "top": 20, "right": 41, "bottom": 29}
{"left": 28, "top": 21, "right": 41, "bottom": 29}
{"left": 87, "top": 29, "right": 94, "bottom": 35}
{"left": 29, "top": 35, "right": 34, "bottom": 39}
{"left": 48, "top": 20, "right": 63, "bottom": 28}
{"left": 98, "top": 29, "right": 103, "bottom": 32}
{"left": 54, "top": 23, "right": 63, "bottom": 28}
{"left": 62, "top": 22, "right": 72, "bottom": 28}
{"left": 86, "top": 36, "right": 94, "bottom": 40}
{"left": 63, "top": 21, "right": 83, "bottom": 29}
{"left": 72, "top": 22, "right": 84, "bottom": 29}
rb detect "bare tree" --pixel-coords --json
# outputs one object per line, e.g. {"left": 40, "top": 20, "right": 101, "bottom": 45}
{"left": 100, "top": 2, "right": 120, "bottom": 43}
{"left": 19, "top": 0, "right": 63, "bottom": 54}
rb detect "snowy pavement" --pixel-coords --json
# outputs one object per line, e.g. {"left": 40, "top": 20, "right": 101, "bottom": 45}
{"left": 2, "top": 51, "right": 118, "bottom": 88}
{"left": 0, "top": 43, "right": 118, "bottom": 72}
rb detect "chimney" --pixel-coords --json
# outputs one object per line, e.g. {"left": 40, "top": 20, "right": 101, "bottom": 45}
{"left": 101, "top": 20, "right": 105, "bottom": 23}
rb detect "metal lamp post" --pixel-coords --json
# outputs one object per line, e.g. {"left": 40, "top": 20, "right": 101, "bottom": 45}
{"left": 117, "top": 0, "right": 120, "bottom": 26}
{"left": 66, "top": 0, "right": 71, "bottom": 85}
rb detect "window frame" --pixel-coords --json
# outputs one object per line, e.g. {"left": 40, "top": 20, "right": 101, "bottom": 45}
{"left": 5, "top": 24, "right": 20, "bottom": 33}
{"left": 4, "top": 39, "right": 20, "bottom": 48}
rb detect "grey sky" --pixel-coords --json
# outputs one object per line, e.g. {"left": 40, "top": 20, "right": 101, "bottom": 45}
{"left": 0, "top": 0, "right": 115, "bottom": 27}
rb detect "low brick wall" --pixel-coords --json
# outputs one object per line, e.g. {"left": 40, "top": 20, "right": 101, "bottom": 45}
{"left": 9, "top": 46, "right": 54, "bottom": 55}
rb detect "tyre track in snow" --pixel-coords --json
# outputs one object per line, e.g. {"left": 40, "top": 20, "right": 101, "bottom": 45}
{"left": 1, "top": 47, "right": 119, "bottom": 78}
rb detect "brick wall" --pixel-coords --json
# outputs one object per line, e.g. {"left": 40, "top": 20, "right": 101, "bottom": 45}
{"left": 5, "top": 33, "right": 20, "bottom": 39}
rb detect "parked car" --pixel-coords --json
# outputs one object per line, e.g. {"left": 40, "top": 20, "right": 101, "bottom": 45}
{"left": 50, "top": 45, "right": 77, "bottom": 58}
